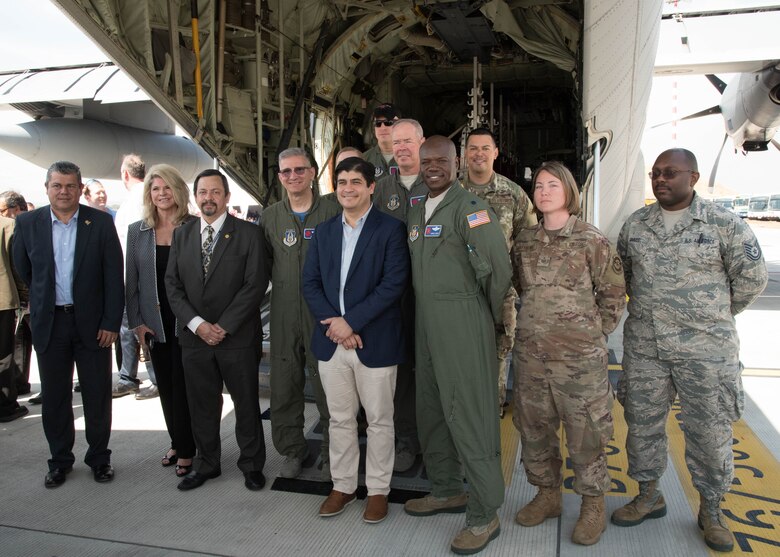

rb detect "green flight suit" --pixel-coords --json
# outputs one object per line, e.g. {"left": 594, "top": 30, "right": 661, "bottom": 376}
{"left": 362, "top": 145, "right": 397, "bottom": 181}
{"left": 261, "top": 195, "right": 340, "bottom": 461}
{"left": 407, "top": 182, "right": 512, "bottom": 527}
{"left": 373, "top": 172, "right": 429, "bottom": 224}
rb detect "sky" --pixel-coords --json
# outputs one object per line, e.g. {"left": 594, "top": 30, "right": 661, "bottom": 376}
{"left": 2, "top": 0, "right": 780, "bottom": 206}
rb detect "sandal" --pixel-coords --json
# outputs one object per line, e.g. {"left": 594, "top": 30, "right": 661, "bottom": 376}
{"left": 175, "top": 462, "right": 193, "bottom": 477}
{"left": 161, "top": 451, "right": 178, "bottom": 467}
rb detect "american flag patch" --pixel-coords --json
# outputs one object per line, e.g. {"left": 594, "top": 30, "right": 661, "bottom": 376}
{"left": 467, "top": 210, "right": 491, "bottom": 228}
{"left": 303, "top": 228, "right": 315, "bottom": 240}
{"left": 410, "top": 195, "right": 426, "bottom": 207}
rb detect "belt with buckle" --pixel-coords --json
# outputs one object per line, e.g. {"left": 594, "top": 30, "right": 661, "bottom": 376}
{"left": 55, "top": 304, "right": 75, "bottom": 313}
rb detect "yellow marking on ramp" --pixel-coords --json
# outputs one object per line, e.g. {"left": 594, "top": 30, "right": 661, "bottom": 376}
{"left": 667, "top": 400, "right": 780, "bottom": 556}
{"left": 500, "top": 405, "right": 521, "bottom": 486}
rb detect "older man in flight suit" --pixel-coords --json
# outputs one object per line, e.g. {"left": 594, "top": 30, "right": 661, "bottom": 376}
{"left": 613, "top": 148, "right": 767, "bottom": 553}
{"left": 462, "top": 127, "right": 536, "bottom": 417}
{"left": 403, "top": 136, "right": 511, "bottom": 555}
{"left": 262, "top": 147, "right": 340, "bottom": 479}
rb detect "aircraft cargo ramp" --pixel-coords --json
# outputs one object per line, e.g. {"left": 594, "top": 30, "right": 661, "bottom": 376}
{"left": 2, "top": 223, "right": 779, "bottom": 556}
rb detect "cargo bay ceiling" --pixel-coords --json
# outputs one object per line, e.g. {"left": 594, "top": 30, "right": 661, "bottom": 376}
{"left": 51, "top": 0, "right": 587, "bottom": 203}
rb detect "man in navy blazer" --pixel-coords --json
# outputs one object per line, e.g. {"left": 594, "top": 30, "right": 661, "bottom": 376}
{"left": 303, "top": 157, "right": 409, "bottom": 524}
{"left": 12, "top": 161, "right": 124, "bottom": 488}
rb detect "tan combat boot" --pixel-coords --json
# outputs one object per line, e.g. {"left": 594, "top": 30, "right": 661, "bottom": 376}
{"left": 611, "top": 480, "right": 667, "bottom": 526}
{"left": 572, "top": 495, "right": 606, "bottom": 545}
{"left": 515, "top": 486, "right": 562, "bottom": 526}
{"left": 451, "top": 516, "right": 500, "bottom": 555}
{"left": 698, "top": 496, "right": 734, "bottom": 552}
{"left": 404, "top": 493, "right": 468, "bottom": 516}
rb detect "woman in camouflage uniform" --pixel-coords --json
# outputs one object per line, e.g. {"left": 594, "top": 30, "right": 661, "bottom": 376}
{"left": 510, "top": 161, "right": 626, "bottom": 546}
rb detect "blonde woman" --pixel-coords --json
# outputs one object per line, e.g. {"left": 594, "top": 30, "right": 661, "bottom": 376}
{"left": 125, "top": 164, "right": 196, "bottom": 476}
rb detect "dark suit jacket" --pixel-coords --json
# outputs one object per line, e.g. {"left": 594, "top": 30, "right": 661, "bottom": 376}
{"left": 165, "top": 214, "right": 268, "bottom": 349}
{"left": 302, "top": 207, "right": 409, "bottom": 368}
{"left": 12, "top": 204, "right": 124, "bottom": 353}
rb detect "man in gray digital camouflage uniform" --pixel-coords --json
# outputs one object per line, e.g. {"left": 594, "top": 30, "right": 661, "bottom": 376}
{"left": 463, "top": 128, "right": 536, "bottom": 417}
{"left": 613, "top": 148, "right": 767, "bottom": 553}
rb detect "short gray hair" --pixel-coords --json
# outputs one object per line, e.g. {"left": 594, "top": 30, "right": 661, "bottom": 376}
{"left": 392, "top": 118, "right": 424, "bottom": 139}
{"left": 278, "top": 147, "right": 311, "bottom": 165}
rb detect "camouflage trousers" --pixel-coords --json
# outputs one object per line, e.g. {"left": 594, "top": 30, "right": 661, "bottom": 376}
{"left": 513, "top": 351, "right": 613, "bottom": 496}
{"left": 496, "top": 288, "right": 518, "bottom": 409}
{"left": 619, "top": 352, "right": 743, "bottom": 502}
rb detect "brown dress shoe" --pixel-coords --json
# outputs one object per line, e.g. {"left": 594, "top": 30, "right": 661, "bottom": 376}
{"left": 363, "top": 495, "right": 388, "bottom": 524}
{"left": 319, "top": 490, "right": 356, "bottom": 517}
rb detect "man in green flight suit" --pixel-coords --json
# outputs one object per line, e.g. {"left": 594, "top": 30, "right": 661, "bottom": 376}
{"left": 261, "top": 148, "right": 340, "bottom": 479}
{"left": 403, "top": 136, "right": 511, "bottom": 555}
{"left": 362, "top": 103, "right": 399, "bottom": 181}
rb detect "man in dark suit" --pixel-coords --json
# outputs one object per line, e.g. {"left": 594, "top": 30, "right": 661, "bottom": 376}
{"left": 303, "top": 157, "right": 409, "bottom": 524}
{"left": 12, "top": 161, "right": 124, "bottom": 487}
{"left": 166, "top": 169, "right": 268, "bottom": 492}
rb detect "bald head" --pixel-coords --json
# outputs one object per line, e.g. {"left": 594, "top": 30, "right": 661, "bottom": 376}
{"left": 420, "top": 135, "right": 458, "bottom": 197}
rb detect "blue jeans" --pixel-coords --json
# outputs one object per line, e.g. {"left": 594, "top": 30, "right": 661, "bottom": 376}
{"left": 117, "top": 311, "right": 156, "bottom": 386}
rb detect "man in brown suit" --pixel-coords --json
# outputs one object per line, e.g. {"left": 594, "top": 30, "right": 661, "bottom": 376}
{"left": 0, "top": 215, "right": 24, "bottom": 422}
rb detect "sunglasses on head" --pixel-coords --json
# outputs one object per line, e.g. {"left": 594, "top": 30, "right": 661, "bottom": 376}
{"left": 279, "top": 166, "right": 310, "bottom": 178}
{"left": 374, "top": 120, "right": 394, "bottom": 128}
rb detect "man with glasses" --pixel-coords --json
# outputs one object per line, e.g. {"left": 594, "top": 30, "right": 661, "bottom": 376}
{"left": 613, "top": 148, "right": 767, "bottom": 553}
{"left": 261, "top": 148, "right": 340, "bottom": 479}
{"left": 363, "top": 103, "right": 400, "bottom": 180}
{"left": 371, "top": 118, "right": 427, "bottom": 472}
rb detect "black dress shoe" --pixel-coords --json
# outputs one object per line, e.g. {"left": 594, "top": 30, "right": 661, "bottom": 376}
{"left": 177, "top": 470, "right": 221, "bottom": 491}
{"left": 92, "top": 464, "right": 114, "bottom": 483}
{"left": 28, "top": 394, "right": 42, "bottom": 405}
{"left": 244, "top": 471, "right": 266, "bottom": 491}
{"left": 44, "top": 467, "right": 73, "bottom": 488}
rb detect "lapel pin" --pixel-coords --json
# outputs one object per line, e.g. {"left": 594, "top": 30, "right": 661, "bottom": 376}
{"left": 85, "top": 220, "right": 92, "bottom": 225}
{"left": 224, "top": 233, "right": 230, "bottom": 239}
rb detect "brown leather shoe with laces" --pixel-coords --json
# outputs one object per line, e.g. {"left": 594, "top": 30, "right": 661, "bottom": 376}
{"left": 319, "top": 490, "right": 356, "bottom": 517}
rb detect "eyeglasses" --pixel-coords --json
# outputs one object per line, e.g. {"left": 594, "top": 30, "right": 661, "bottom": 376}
{"left": 278, "top": 166, "right": 311, "bottom": 178}
{"left": 374, "top": 120, "right": 394, "bottom": 128}
{"left": 648, "top": 169, "right": 694, "bottom": 180}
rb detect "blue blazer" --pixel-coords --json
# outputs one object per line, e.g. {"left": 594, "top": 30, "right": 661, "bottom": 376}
{"left": 302, "top": 207, "right": 409, "bottom": 368}
{"left": 12, "top": 204, "right": 124, "bottom": 353}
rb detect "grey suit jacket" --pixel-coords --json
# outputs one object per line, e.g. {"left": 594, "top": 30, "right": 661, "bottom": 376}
{"left": 125, "top": 216, "right": 194, "bottom": 343}
{"left": 165, "top": 214, "right": 268, "bottom": 350}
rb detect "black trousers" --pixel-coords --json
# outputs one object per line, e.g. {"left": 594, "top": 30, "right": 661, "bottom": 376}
{"left": 37, "top": 310, "right": 112, "bottom": 471}
{"left": 0, "top": 309, "right": 19, "bottom": 417}
{"left": 149, "top": 328, "right": 196, "bottom": 459}
{"left": 13, "top": 313, "right": 32, "bottom": 393}
{"left": 182, "top": 344, "right": 265, "bottom": 475}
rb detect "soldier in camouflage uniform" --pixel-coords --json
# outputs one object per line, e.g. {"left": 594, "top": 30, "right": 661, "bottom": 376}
{"left": 372, "top": 118, "right": 428, "bottom": 472}
{"left": 511, "top": 161, "right": 625, "bottom": 546}
{"left": 403, "top": 136, "right": 510, "bottom": 555}
{"left": 613, "top": 149, "right": 767, "bottom": 553}
{"left": 463, "top": 128, "right": 537, "bottom": 417}
{"left": 362, "top": 103, "right": 399, "bottom": 181}
{"left": 261, "top": 148, "right": 341, "bottom": 479}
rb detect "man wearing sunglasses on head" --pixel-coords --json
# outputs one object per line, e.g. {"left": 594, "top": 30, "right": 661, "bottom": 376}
{"left": 614, "top": 148, "right": 767, "bottom": 553}
{"left": 261, "top": 148, "right": 340, "bottom": 480}
{"left": 363, "top": 103, "right": 400, "bottom": 180}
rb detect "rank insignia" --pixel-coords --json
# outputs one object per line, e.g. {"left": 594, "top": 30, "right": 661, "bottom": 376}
{"left": 303, "top": 228, "right": 315, "bottom": 240}
{"left": 424, "top": 225, "right": 442, "bottom": 237}
{"left": 410, "top": 195, "right": 425, "bottom": 207}
{"left": 387, "top": 194, "right": 400, "bottom": 211}
{"left": 409, "top": 225, "right": 419, "bottom": 242}
{"left": 744, "top": 241, "right": 762, "bottom": 261}
{"left": 283, "top": 229, "right": 297, "bottom": 246}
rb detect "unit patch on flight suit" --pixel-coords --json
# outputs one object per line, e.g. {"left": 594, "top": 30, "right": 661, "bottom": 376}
{"left": 387, "top": 194, "right": 400, "bottom": 211}
{"left": 424, "top": 225, "right": 442, "bottom": 237}
{"left": 409, "top": 225, "right": 419, "bottom": 242}
{"left": 303, "top": 228, "right": 315, "bottom": 240}
{"left": 283, "top": 229, "right": 297, "bottom": 246}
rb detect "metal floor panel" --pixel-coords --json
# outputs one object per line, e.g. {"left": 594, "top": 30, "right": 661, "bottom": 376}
{"left": 3, "top": 372, "right": 779, "bottom": 556}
